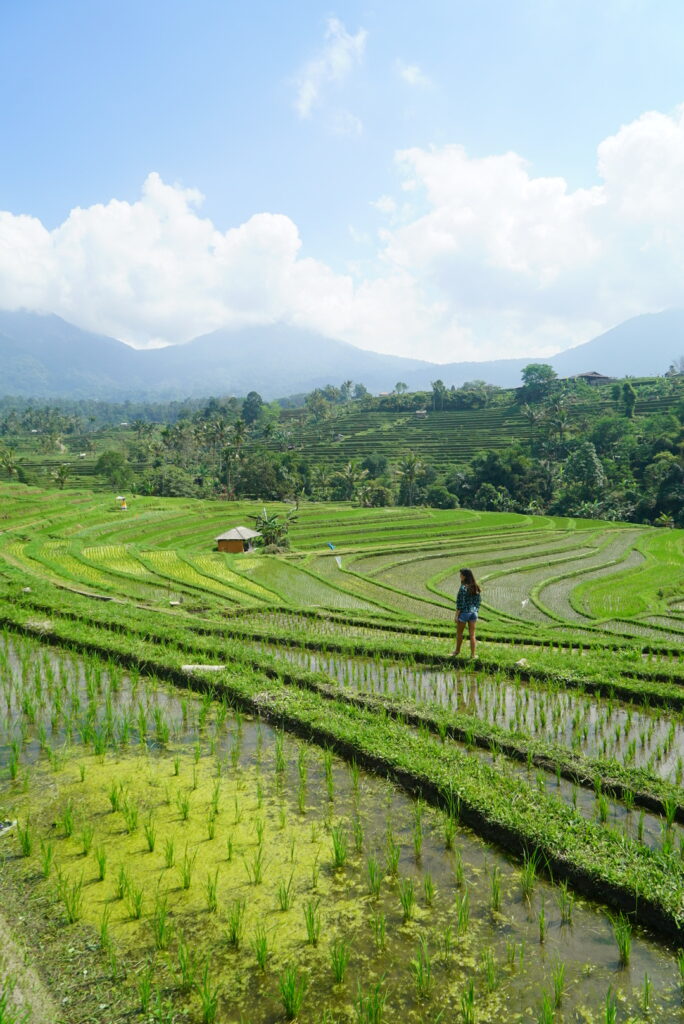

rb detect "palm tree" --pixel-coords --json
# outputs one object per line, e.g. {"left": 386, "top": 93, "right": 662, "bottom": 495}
{"left": 0, "top": 446, "right": 20, "bottom": 479}
{"left": 52, "top": 464, "right": 72, "bottom": 490}
{"left": 251, "top": 507, "right": 298, "bottom": 547}
{"left": 334, "top": 461, "right": 368, "bottom": 501}
{"left": 398, "top": 451, "right": 423, "bottom": 506}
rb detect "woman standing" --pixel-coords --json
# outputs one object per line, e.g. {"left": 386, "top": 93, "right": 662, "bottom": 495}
{"left": 453, "top": 568, "right": 481, "bottom": 658}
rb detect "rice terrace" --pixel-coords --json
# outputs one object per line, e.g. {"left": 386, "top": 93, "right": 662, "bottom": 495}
{"left": 0, "top": 482, "right": 683, "bottom": 1024}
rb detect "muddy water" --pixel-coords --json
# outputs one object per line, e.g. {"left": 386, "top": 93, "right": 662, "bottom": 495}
{"left": 0, "top": 635, "right": 683, "bottom": 1023}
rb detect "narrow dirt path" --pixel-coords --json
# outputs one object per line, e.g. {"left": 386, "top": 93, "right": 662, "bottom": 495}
{"left": 0, "top": 906, "right": 61, "bottom": 1024}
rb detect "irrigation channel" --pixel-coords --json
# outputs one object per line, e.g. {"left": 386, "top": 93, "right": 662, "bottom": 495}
{"left": 1, "top": 634, "right": 684, "bottom": 1024}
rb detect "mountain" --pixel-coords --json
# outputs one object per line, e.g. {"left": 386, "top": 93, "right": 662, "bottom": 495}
{"left": 399, "top": 310, "right": 684, "bottom": 390}
{"left": 134, "top": 323, "right": 433, "bottom": 397}
{"left": 549, "top": 310, "right": 684, "bottom": 378}
{"left": 0, "top": 311, "right": 144, "bottom": 398}
{"left": 0, "top": 309, "right": 681, "bottom": 401}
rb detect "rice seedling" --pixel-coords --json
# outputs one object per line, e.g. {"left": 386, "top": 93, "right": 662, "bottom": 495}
{"left": 164, "top": 836, "right": 175, "bottom": 869}
{"left": 196, "top": 959, "right": 220, "bottom": 1024}
{"left": 205, "top": 868, "right": 219, "bottom": 913}
{"left": 16, "top": 820, "right": 32, "bottom": 857}
{"left": 277, "top": 871, "right": 295, "bottom": 911}
{"left": 537, "top": 991, "right": 554, "bottom": 1024}
{"left": 275, "top": 730, "right": 286, "bottom": 773}
{"left": 80, "top": 823, "right": 94, "bottom": 856}
{"left": 411, "top": 935, "right": 432, "bottom": 999}
{"left": 399, "top": 877, "right": 415, "bottom": 922}
{"left": 552, "top": 961, "right": 565, "bottom": 1007}
{"left": 520, "top": 850, "right": 539, "bottom": 899}
{"left": 40, "top": 839, "right": 55, "bottom": 877}
{"left": 176, "top": 933, "right": 199, "bottom": 993}
{"left": 490, "top": 865, "right": 502, "bottom": 913}
{"left": 99, "top": 905, "right": 112, "bottom": 951}
{"left": 206, "top": 813, "right": 216, "bottom": 841}
{"left": 108, "top": 782, "right": 121, "bottom": 815}
{"left": 122, "top": 800, "right": 139, "bottom": 833}
{"left": 330, "top": 938, "right": 351, "bottom": 983}
{"left": 137, "top": 963, "right": 154, "bottom": 1013}
{"left": 225, "top": 898, "right": 246, "bottom": 948}
{"left": 116, "top": 863, "right": 129, "bottom": 900}
{"left": 364, "top": 854, "right": 383, "bottom": 899}
{"left": 355, "top": 979, "right": 387, "bottom": 1024}
{"left": 176, "top": 791, "right": 191, "bottom": 821}
{"left": 225, "top": 834, "right": 233, "bottom": 862}
{"left": 455, "top": 887, "right": 470, "bottom": 937}
{"left": 304, "top": 898, "right": 321, "bottom": 946}
{"left": 59, "top": 872, "right": 84, "bottom": 924}
{"left": 443, "top": 811, "right": 457, "bottom": 851}
{"left": 331, "top": 825, "right": 348, "bottom": 869}
{"left": 173, "top": 754, "right": 180, "bottom": 776}
{"left": 604, "top": 988, "right": 617, "bottom": 1024}
{"left": 127, "top": 882, "right": 145, "bottom": 919}
{"left": 244, "top": 846, "right": 264, "bottom": 885}
{"left": 481, "top": 947, "right": 498, "bottom": 993}
{"left": 385, "top": 833, "right": 400, "bottom": 877}
{"left": 641, "top": 972, "right": 653, "bottom": 1012}
{"left": 612, "top": 914, "right": 632, "bottom": 966}
{"left": 370, "top": 910, "right": 386, "bottom": 951}
{"left": 144, "top": 818, "right": 157, "bottom": 852}
{"left": 60, "top": 799, "right": 74, "bottom": 837}
{"left": 151, "top": 893, "right": 171, "bottom": 949}
{"left": 452, "top": 849, "right": 465, "bottom": 888}
{"left": 538, "top": 903, "right": 546, "bottom": 943}
{"left": 423, "top": 871, "right": 436, "bottom": 906}
{"left": 279, "top": 965, "right": 308, "bottom": 1021}
{"left": 352, "top": 813, "right": 364, "bottom": 853}
{"left": 251, "top": 921, "right": 270, "bottom": 971}
{"left": 556, "top": 880, "right": 573, "bottom": 924}
{"left": 460, "top": 978, "right": 476, "bottom": 1024}
{"left": 179, "top": 846, "right": 197, "bottom": 890}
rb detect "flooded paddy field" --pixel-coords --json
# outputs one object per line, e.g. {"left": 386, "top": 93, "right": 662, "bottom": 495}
{"left": 1, "top": 634, "right": 684, "bottom": 1023}
{"left": 254, "top": 644, "right": 684, "bottom": 782}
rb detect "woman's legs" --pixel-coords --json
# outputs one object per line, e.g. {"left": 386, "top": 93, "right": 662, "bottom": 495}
{"left": 453, "top": 619, "right": 465, "bottom": 655}
{"left": 468, "top": 619, "right": 477, "bottom": 657}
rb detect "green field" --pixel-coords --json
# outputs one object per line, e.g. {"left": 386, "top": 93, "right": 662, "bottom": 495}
{"left": 0, "top": 482, "right": 683, "bottom": 1023}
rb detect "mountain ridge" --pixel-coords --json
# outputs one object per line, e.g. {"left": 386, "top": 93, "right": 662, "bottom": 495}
{"left": 0, "top": 309, "right": 681, "bottom": 400}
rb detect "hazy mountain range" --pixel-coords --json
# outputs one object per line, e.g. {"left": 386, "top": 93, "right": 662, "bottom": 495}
{"left": 0, "top": 309, "right": 682, "bottom": 401}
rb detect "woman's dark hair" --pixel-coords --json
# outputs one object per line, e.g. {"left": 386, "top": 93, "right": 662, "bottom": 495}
{"left": 459, "top": 568, "right": 481, "bottom": 595}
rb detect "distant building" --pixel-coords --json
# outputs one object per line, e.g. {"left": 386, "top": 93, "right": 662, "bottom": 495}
{"left": 215, "top": 526, "right": 261, "bottom": 553}
{"left": 414, "top": 409, "right": 428, "bottom": 418}
{"left": 564, "top": 371, "right": 616, "bottom": 386}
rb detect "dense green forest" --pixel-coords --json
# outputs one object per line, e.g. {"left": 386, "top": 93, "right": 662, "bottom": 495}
{"left": 1, "top": 365, "right": 682, "bottom": 526}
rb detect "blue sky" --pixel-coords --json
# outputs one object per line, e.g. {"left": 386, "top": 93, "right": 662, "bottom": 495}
{"left": 2, "top": 0, "right": 684, "bottom": 361}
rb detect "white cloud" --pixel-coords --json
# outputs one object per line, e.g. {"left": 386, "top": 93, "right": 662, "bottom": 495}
{"left": 4, "top": 106, "right": 684, "bottom": 362}
{"left": 329, "top": 109, "right": 363, "bottom": 137}
{"left": 396, "top": 61, "right": 430, "bottom": 87}
{"left": 293, "top": 18, "right": 366, "bottom": 120}
{"left": 370, "top": 195, "right": 397, "bottom": 215}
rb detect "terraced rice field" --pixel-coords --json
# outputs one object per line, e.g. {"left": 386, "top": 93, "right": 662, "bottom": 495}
{"left": 0, "top": 481, "right": 682, "bottom": 1023}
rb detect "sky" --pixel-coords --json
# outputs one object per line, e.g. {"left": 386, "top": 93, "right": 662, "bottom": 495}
{"left": 2, "top": 0, "right": 684, "bottom": 362}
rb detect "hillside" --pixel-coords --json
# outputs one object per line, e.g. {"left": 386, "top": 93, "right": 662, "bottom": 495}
{"left": 0, "top": 309, "right": 682, "bottom": 400}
